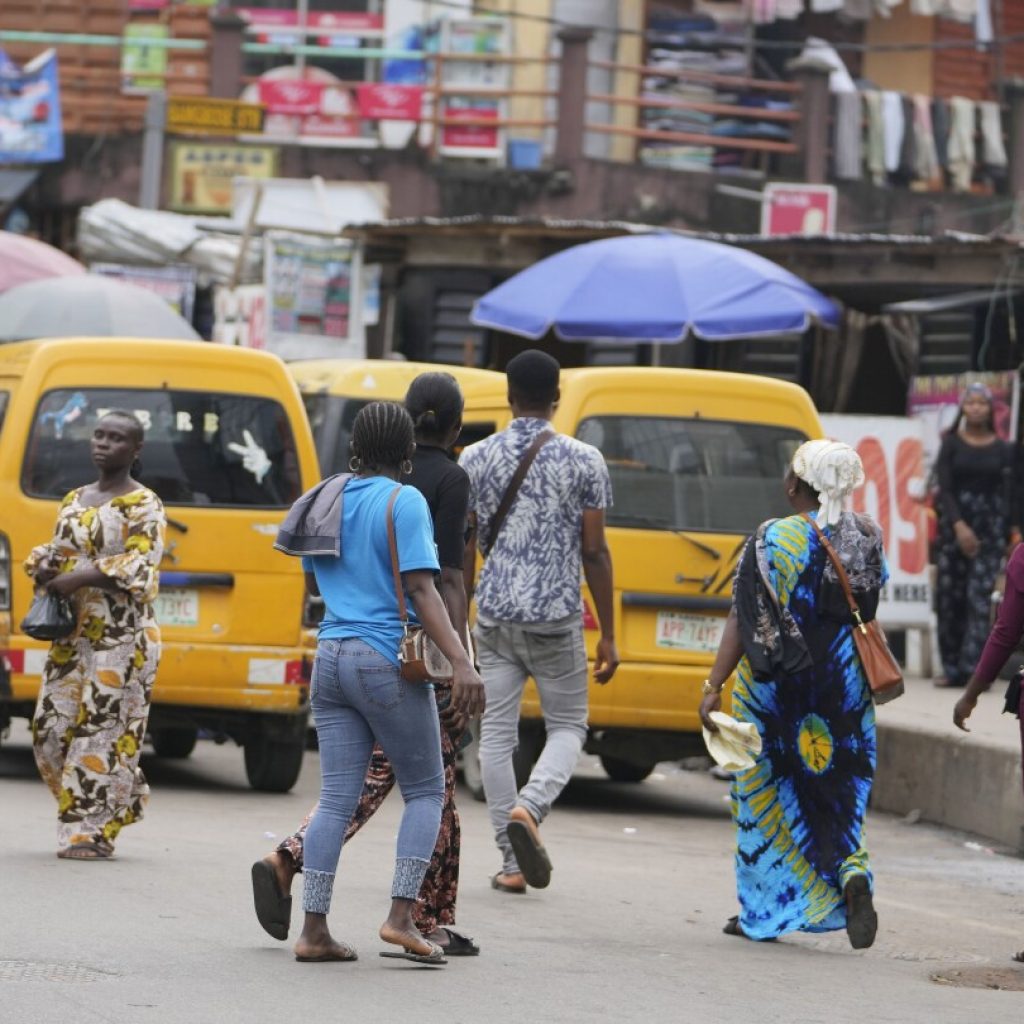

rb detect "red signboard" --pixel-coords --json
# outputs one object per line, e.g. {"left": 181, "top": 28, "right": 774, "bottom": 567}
{"left": 441, "top": 101, "right": 499, "bottom": 150}
{"left": 760, "top": 183, "right": 837, "bottom": 237}
{"left": 235, "top": 8, "right": 383, "bottom": 42}
{"left": 356, "top": 84, "right": 424, "bottom": 121}
{"left": 259, "top": 80, "right": 323, "bottom": 116}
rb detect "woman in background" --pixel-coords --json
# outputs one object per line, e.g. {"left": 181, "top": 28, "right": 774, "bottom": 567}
{"left": 934, "top": 383, "right": 1019, "bottom": 688}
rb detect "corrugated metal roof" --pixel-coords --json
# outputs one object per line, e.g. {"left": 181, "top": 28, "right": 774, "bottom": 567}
{"left": 343, "top": 215, "right": 1013, "bottom": 249}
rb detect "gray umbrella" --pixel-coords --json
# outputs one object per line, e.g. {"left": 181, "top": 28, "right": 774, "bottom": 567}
{"left": 0, "top": 274, "right": 200, "bottom": 342}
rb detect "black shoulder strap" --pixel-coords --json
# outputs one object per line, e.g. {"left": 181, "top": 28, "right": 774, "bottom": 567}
{"left": 481, "top": 431, "right": 555, "bottom": 557}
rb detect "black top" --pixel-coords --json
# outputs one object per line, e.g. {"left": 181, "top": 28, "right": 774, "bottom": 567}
{"left": 407, "top": 444, "right": 470, "bottom": 569}
{"left": 936, "top": 433, "right": 1018, "bottom": 525}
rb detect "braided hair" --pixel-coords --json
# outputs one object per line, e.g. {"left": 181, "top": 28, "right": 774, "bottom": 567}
{"left": 350, "top": 401, "right": 414, "bottom": 473}
{"left": 404, "top": 372, "right": 464, "bottom": 443}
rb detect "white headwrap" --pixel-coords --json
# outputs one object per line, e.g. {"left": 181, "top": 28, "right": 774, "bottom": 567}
{"left": 791, "top": 440, "right": 864, "bottom": 527}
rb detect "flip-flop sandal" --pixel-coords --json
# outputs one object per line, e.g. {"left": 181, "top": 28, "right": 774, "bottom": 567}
{"left": 295, "top": 946, "right": 358, "bottom": 963}
{"left": 251, "top": 859, "right": 291, "bottom": 941}
{"left": 437, "top": 927, "right": 480, "bottom": 957}
{"left": 506, "top": 817, "right": 552, "bottom": 890}
{"left": 490, "top": 872, "right": 526, "bottom": 894}
{"left": 57, "top": 842, "right": 113, "bottom": 861}
{"left": 379, "top": 940, "right": 447, "bottom": 967}
{"left": 844, "top": 875, "right": 878, "bottom": 950}
{"left": 723, "top": 916, "right": 776, "bottom": 942}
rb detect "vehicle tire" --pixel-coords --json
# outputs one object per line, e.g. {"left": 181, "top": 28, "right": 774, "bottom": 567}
{"left": 600, "top": 755, "right": 654, "bottom": 783}
{"left": 244, "top": 732, "right": 305, "bottom": 793}
{"left": 151, "top": 726, "right": 198, "bottom": 759}
{"left": 513, "top": 723, "right": 545, "bottom": 791}
{"left": 459, "top": 721, "right": 486, "bottom": 802}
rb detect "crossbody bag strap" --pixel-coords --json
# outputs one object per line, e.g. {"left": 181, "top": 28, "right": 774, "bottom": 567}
{"left": 482, "top": 430, "right": 555, "bottom": 556}
{"left": 802, "top": 512, "right": 866, "bottom": 634}
{"left": 385, "top": 486, "right": 408, "bottom": 625}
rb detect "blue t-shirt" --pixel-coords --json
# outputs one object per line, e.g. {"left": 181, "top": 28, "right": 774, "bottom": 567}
{"left": 302, "top": 477, "right": 439, "bottom": 665}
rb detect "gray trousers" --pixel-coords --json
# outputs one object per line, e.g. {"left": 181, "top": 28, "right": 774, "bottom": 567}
{"left": 474, "top": 613, "right": 588, "bottom": 875}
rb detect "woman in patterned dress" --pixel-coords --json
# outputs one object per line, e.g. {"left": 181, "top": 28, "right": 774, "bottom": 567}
{"left": 933, "top": 383, "right": 1019, "bottom": 688}
{"left": 26, "top": 410, "right": 165, "bottom": 861}
{"left": 700, "top": 441, "right": 887, "bottom": 947}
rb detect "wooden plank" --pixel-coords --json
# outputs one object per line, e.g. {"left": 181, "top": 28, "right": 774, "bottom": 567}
{"left": 589, "top": 59, "right": 801, "bottom": 95}
{"left": 588, "top": 92, "right": 799, "bottom": 122}
{"left": 586, "top": 122, "right": 798, "bottom": 154}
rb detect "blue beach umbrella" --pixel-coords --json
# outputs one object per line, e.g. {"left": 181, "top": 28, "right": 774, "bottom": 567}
{"left": 470, "top": 232, "right": 839, "bottom": 343}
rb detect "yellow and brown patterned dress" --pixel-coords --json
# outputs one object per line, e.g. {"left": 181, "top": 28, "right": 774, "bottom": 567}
{"left": 25, "top": 487, "right": 165, "bottom": 854}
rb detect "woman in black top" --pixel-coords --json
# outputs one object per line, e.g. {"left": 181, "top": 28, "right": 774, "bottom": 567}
{"left": 935, "top": 383, "right": 1020, "bottom": 688}
{"left": 252, "top": 372, "right": 481, "bottom": 956}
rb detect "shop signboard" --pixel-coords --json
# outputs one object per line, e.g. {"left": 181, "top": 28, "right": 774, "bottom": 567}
{"left": 122, "top": 23, "right": 169, "bottom": 93}
{"left": 356, "top": 84, "right": 424, "bottom": 122}
{"left": 167, "top": 96, "right": 264, "bottom": 135}
{"left": 0, "top": 48, "right": 63, "bottom": 164}
{"left": 437, "top": 17, "right": 509, "bottom": 159}
{"left": 263, "top": 232, "right": 364, "bottom": 360}
{"left": 234, "top": 9, "right": 383, "bottom": 45}
{"left": 168, "top": 142, "right": 278, "bottom": 215}
{"left": 820, "top": 414, "right": 931, "bottom": 628}
{"left": 760, "top": 183, "right": 837, "bottom": 237}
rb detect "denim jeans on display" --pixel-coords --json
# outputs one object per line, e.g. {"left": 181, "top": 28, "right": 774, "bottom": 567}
{"left": 301, "top": 638, "right": 444, "bottom": 915}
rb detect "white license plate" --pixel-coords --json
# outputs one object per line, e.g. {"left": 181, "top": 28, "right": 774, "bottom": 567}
{"left": 655, "top": 611, "right": 725, "bottom": 653}
{"left": 155, "top": 588, "right": 200, "bottom": 627}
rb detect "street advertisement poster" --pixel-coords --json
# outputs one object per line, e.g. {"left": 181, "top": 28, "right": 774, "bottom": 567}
{"left": 122, "top": 23, "right": 169, "bottom": 93}
{"left": 264, "top": 232, "right": 365, "bottom": 360}
{"left": 248, "top": 74, "right": 363, "bottom": 142}
{"left": 0, "top": 49, "right": 64, "bottom": 164}
{"left": 91, "top": 263, "right": 198, "bottom": 322}
{"left": 213, "top": 284, "right": 267, "bottom": 349}
{"left": 761, "top": 183, "right": 837, "bottom": 237}
{"left": 907, "top": 370, "right": 1020, "bottom": 473}
{"left": 168, "top": 142, "right": 277, "bottom": 215}
{"left": 356, "top": 84, "right": 424, "bottom": 121}
{"left": 821, "top": 415, "right": 931, "bottom": 627}
{"left": 438, "top": 17, "right": 509, "bottom": 158}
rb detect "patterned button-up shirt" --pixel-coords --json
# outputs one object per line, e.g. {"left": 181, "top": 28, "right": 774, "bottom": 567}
{"left": 460, "top": 417, "right": 612, "bottom": 624}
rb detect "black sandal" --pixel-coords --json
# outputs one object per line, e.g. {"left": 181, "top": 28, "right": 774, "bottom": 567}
{"left": 437, "top": 927, "right": 480, "bottom": 957}
{"left": 251, "top": 859, "right": 292, "bottom": 941}
{"left": 844, "top": 875, "right": 878, "bottom": 950}
{"left": 723, "top": 916, "right": 747, "bottom": 938}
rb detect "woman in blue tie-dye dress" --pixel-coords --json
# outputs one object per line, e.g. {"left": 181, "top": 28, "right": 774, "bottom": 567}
{"left": 700, "top": 441, "right": 888, "bottom": 949}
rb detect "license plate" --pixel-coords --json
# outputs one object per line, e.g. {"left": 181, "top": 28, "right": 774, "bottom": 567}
{"left": 655, "top": 611, "right": 725, "bottom": 653}
{"left": 155, "top": 588, "right": 200, "bottom": 627}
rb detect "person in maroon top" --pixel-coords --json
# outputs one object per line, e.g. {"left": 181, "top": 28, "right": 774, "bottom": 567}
{"left": 953, "top": 541, "right": 1024, "bottom": 964}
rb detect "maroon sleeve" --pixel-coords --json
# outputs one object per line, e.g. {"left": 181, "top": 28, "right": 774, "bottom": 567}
{"left": 973, "top": 545, "right": 1024, "bottom": 686}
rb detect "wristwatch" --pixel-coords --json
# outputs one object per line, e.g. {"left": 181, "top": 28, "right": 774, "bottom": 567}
{"left": 702, "top": 679, "right": 722, "bottom": 695}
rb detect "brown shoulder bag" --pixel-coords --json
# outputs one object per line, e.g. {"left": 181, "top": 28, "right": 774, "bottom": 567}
{"left": 385, "top": 486, "right": 468, "bottom": 684}
{"left": 804, "top": 513, "right": 904, "bottom": 705}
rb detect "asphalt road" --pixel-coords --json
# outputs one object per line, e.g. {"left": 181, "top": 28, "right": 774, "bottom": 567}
{"left": 1, "top": 721, "right": 1023, "bottom": 1024}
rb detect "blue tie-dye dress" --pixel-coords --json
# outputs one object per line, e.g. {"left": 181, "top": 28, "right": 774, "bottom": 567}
{"left": 731, "top": 514, "right": 885, "bottom": 941}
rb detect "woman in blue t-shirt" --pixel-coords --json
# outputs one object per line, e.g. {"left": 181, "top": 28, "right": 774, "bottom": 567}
{"left": 296, "top": 401, "right": 485, "bottom": 967}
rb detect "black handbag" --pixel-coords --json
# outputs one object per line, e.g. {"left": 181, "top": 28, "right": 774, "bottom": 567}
{"left": 20, "top": 592, "right": 76, "bottom": 641}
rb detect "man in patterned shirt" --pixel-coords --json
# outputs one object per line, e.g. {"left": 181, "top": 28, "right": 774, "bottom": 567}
{"left": 460, "top": 350, "right": 618, "bottom": 894}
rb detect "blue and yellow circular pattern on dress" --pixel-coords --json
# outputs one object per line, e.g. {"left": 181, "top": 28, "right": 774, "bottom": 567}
{"left": 798, "top": 713, "right": 834, "bottom": 775}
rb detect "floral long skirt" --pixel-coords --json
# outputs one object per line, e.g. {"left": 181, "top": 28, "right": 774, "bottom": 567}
{"left": 32, "top": 627, "right": 159, "bottom": 854}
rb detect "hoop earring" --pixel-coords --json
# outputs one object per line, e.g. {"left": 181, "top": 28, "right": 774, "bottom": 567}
{"left": 349, "top": 456, "right": 362, "bottom": 473}
{"left": 401, "top": 458, "right": 413, "bottom": 476}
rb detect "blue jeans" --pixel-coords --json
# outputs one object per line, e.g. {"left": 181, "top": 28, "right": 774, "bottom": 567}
{"left": 302, "top": 639, "right": 444, "bottom": 915}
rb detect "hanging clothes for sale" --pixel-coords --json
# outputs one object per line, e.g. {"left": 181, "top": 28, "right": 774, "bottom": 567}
{"left": 882, "top": 91, "right": 905, "bottom": 173}
{"left": 864, "top": 90, "right": 886, "bottom": 185}
{"left": 898, "top": 94, "right": 917, "bottom": 179}
{"left": 978, "top": 100, "right": 1008, "bottom": 169}
{"left": 833, "top": 91, "right": 863, "bottom": 180}
{"left": 948, "top": 96, "right": 977, "bottom": 192}
{"left": 932, "top": 97, "right": 951, "bottom": 168}
{"left": 913, "top": 95, "right": 940, "bottom": 183}
{"left": 976, "top": 0, "right": 994, "bottom": 43}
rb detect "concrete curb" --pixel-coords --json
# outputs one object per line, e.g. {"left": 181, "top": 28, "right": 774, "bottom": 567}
{"left": 873, "top": 720, "right": 1024, "bottom": 853}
